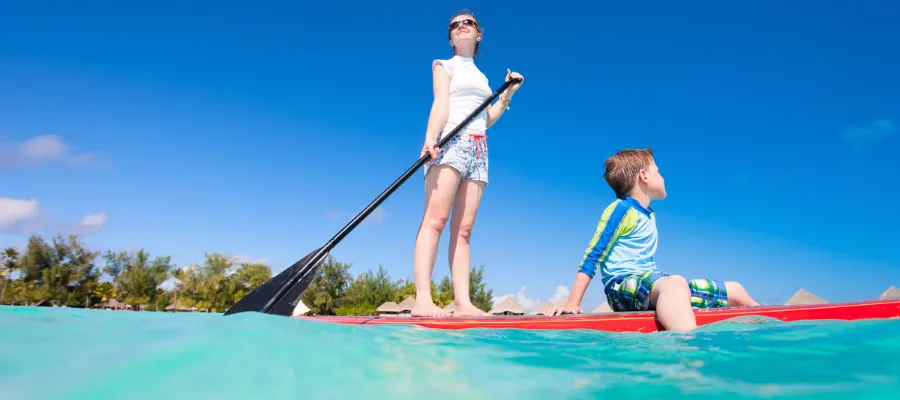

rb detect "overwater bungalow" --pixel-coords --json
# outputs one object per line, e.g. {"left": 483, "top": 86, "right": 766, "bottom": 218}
{"left": 397, "top": 296, "right": 416, "bottom": 317}
{"left": 96, "top": 298, "right": 125, "bottom": 310}
{"left": 375, "top": 301, "right": 401, "bottom": 317}
{"left": 592, "top": 301, "right": 613, "bottom": 313}
{"left": 489, "top": 297, "right": 525, "bottom": 315}
{"left": 529, "top": 300, "right": 554, "bottom": 315}
{"left": 877, "top": 286, "right": 900, "bottom": 300}
{"left": 164, "top": 303, "right": 193, "bottom": 312}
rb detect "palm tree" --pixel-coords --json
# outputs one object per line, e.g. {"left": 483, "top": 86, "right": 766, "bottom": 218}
{"left": 1, "top": 247, "right": 21, "bottom": 304}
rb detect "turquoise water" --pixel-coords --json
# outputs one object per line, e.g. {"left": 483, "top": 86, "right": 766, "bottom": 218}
{"left": 1, "top": 306, "right": 899, "bottom": 399}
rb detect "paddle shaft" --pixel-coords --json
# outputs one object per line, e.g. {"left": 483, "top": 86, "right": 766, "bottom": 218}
{"left": 259, "top": 77, "right": 522, "bottom": 314}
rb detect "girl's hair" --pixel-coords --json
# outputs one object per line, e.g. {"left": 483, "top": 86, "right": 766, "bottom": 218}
{"left": 448, "top": 9, "right": 481, "bottom": 58}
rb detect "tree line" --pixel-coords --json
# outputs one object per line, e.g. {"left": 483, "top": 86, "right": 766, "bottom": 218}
{"left": 0, "top": 233, "right": 495, "bottom": 315}
{"left": 301, "top": 259, "right": 494, "bottom": 316}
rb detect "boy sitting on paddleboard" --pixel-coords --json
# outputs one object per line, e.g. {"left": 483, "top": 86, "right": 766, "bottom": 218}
{"left": 548, "top": 149, "right": 758, "bottom": 330}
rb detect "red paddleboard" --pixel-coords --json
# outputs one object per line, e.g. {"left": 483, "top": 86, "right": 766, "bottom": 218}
{"left": 295, "top": 299, "right": 900, "bottom": 333}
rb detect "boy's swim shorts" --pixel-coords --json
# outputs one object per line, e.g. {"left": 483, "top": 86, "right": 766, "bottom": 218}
{"left": 604, "top": 270, "right": 729, "bottom": 312}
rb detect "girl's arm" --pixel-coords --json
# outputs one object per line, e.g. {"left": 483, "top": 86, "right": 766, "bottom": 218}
{"left": 486, "top": 69, "right": 523, "bottom": 128}
{"left": 486, "top": 93, "right": 512, "bottom": 128}
{"left": 421, "top": 63, "right": 451, "bottom": 159}
{"left": 425, "top": 64, "right": 451, "bottom": 142}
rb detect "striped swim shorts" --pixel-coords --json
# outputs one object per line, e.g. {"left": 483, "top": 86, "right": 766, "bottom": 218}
{"left": 604, "top": 270, "right": 729, "bottom": 312}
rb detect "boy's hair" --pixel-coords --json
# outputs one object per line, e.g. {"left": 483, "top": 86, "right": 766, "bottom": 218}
{"left": 603, "top": 148, "right": 655, "bottom": 197}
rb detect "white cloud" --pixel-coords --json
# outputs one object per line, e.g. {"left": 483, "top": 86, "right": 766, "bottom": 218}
{"left": 159, "top": 277, "right": 177, "bottom": 291}
{"left": 61, "top": 212, "right": 109, "bottom": 235}
{"left": 80, "top": 212, "right": 108, "bottom": 231}
{"left": 842, "top": 118, "right": 894, "bottom": 141}
{"left": 0, "top": 197, "right": 41, "bottom": 233}
{"left": 549, "top": 285, "right": 571, "bottom": 304}
{"left": 180, "top": 264, "right": 198, "bottom": 272}
{"left": 368, "top": 207, "right": 387, "bottom": 224}
{"left": 842, "top": 118, "right": 895, "bottom": 152}
{"left": 19, "top": 135, "right": 66, "bottom": 160}
{"left": 0, "top": 134, "right": 101, "bottom": 169}
{"left": 234, "top": 254, "right": 270, "bottom": 266}
{"left": 0, "top": 197, "right": 108, "bottom": 235}
{"left": 324, "top": 206, "right": 387, "bottom": 225}
{"left": 324, "top": 209, "right": 346, "bottom": 221}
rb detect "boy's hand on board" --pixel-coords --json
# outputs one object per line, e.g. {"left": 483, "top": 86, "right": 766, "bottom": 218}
{"left": 547, "top": 305, "right": 583, "bottom": 316}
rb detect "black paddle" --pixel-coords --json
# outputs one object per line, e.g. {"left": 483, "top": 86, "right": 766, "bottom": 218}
{"left": 223, "top": 77, "right": 522, "bottom": 317}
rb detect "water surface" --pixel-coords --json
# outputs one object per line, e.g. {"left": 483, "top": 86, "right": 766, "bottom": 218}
{"left": 1, "top": 306, "right": 898, "bottom": 399}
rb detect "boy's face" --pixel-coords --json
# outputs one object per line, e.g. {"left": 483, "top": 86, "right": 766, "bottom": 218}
{"left": 641, "top": 160, "right": 667, "bottom": 200}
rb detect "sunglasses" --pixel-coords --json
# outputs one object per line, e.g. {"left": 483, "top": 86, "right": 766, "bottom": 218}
{"left": 448, "top": 19, "right": 477, "bottom": 31}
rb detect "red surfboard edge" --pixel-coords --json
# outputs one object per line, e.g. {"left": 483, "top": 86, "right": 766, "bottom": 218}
{"left": 293, "top": 299, "right": 900, "bottom": 333}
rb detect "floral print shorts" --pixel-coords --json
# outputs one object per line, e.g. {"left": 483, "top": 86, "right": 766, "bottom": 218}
{"left": 424, "top": 130, "right": 489, "bottom": 185}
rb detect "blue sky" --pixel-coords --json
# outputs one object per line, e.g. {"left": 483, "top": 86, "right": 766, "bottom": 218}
{"left": 1, "top": 1, "right": 898, "bottom": 311}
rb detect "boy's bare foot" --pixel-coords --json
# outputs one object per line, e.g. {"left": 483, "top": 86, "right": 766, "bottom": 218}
{"left": 411, "top": 300, "right": 448, "bottom": 317}
{"left": 452, "top": 303, "right": 489, "bottom": 317}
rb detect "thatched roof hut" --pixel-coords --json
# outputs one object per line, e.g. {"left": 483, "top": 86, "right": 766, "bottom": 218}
{"left": 397, "top": 296, "right": 416, "bottom": 316}
{"left": 529, "top": 297, "right": 575, "bottom": 315}
{"left": 530, "top": 300, "right": 554, "bottom": 315}
{"left": 592, "top": 301, "right": 613, "bottom": 313}
{"left": 33, "top": 299, "right": 55, "bottom": 307}
{"left": 164, "top": 304, "right": 193, "bottom": 312}
{"left": 786, "top": 289, "right": 827, "bottom": 305}
{"left": 489, "top": 297, "right": 525, "bottom": 315}
{"left": 97, "top": 298, "right": 124, "bottom": 310}
{"left": 376, "top": 301, "right": 401, "bottom": 317}
{"left": 877, "top": 286, "right": 900, "bottom": 300}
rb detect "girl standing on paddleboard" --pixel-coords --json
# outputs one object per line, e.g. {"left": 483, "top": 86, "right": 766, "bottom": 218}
{"left": 411, "top": 9, "right": 524, "bottom": 318}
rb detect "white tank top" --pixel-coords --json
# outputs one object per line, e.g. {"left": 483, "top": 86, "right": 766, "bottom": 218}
{"left": 432, "top": 55, "right": 492, "bottom": 135}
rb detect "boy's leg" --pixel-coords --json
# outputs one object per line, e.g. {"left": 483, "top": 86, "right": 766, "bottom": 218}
{"left": 724, "top": 281, "right": 758, "bottom": 306}
{"left": 607, "top": 271, "right": 697, "bottom": 331}
{"left": 686, "top": 278, "right": 758, "bottom": 308}
{"left": 648, "top": 275, "right": 697, "bottom": 331}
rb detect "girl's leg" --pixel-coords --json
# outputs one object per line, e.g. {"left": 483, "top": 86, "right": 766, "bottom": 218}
{"left": 448, "top": 178, "right": 488, "bottom": 317}
{"left": 411, "top": 164, "right": 461, "bottom": 317}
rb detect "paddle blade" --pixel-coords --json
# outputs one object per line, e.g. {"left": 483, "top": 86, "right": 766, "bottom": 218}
{"left": 223, "top": 247, "right": 326, "bottom": 316}
{"left": 266, "top": 256, "right": 324, "bottom": 316}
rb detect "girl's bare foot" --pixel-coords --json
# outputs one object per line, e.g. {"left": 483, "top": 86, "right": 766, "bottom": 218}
{"left": 411, "top": 300, "right": 448, "bottom": 317}
{"left": 452, "top": 303, "right": 488, "bottom": 317}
